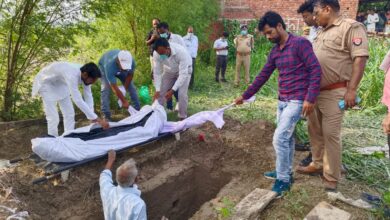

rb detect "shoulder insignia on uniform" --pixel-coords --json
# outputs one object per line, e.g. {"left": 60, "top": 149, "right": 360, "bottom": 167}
{"left": 352, "top": 37, "right": 362, "bottom": 46}
{"left": 344, "top": 18, "right": 357, "bottom": 24}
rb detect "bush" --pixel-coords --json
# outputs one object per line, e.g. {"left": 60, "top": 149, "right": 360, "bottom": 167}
{"left": 359, "top": 38, "right": 389, "bottom": 113}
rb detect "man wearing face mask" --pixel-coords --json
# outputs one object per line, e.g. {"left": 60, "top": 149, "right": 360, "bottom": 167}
{"left": 157, "top": 22, "right": 186, "bottom": 47}
{"left": 234, "top": 11, "right": 321, "bottom": 197}
{"left": 152, "top": 38, "right": 192, "bottom": 120}
{"left": 32, "top": 62, "right": 109, "bottom": 136}
{"left": 99, "top": 50, "right": 140, "bottom": 121}
{"left": 234, "top": 24, "right": 254, "bottom": 86}
{"left": 183, "top": 26, "right": 198, "bottom": 87}
{"left": 296, "top": 0, "right": 368, "bottom": 191}
{"left": 156, "top": 22, "right": 183, "bottom": 111}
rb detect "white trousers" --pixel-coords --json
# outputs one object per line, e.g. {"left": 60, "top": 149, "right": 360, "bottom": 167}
{"left": 42, "top": 96, "right": 75, "bottom": 136}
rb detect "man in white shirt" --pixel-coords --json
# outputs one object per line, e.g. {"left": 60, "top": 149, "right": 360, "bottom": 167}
{"left": 297, "top": 0, "right": 320, "bottom": 43}
{"left": 213, "top": 32, "right": 229, "bottom": 82}
{"left": 156, "top": 22, "right": 183, "bottom": 111}
{"left": 183, "top": 26, "right": 199, "bottom": 87}
{"left": 100, "top": 150, "right": 146, "bottom": 220}
{"left": 367, "top": 9, "right": 379, "bottom": 33}
{"left": 157, "top": 22, "right": 186, "bottom": 47}
{"left": 32, "top": 62, "right": 108, "bottom": 136}
{"left": 153, "top": 38, "right": 192, "bottom": 120}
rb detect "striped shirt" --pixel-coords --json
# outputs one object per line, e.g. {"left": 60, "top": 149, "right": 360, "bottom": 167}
{"left": 242, "top": 34, "right": 321, "bottom": 103}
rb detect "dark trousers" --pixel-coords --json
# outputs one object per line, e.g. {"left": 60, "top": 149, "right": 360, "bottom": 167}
{"left": 215, "top": 55, "right": 227, "bottom": 80}
{"left": 190, "top": 58, "right": 196, "bottom": 87}
{"left": 388, "top": 134, "right": 390, "bottom": 160}
{"left": 167, "top": 91, "right": 179, "bottom": 110}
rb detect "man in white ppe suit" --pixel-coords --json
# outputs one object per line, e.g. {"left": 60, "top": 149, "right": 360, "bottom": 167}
{"left": 32, "top": 62, "right": 108, "bottom": 136}
{"left": 153, "top": 38, "right": 192, "bottom": 120}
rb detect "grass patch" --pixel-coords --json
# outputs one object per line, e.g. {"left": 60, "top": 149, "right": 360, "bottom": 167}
{"left": 214, "top": 197, "right": 235, "bottom": 219}
{"left": 282, "top": 188, "right": 311, "bottom": 218}
{"left": 188, "top": 58, "right": 389, "bottom": 218}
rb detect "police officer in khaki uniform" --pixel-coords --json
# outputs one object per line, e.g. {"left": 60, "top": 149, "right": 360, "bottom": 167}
{"left": 296, "top": 0, "right": 369, "bottom": 191}
{"left": 234, "top": 25, "right": 254, "bottom": 86}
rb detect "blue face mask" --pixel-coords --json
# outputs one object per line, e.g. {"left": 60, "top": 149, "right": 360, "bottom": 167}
{"left": 160, "top": 33, "right": 168, "bottom": 39}
{"left": 160, "top": 54, "right": 168, "bottom": 60}
{"left": 241, "top": 30, "right": 248, "bottom": 35}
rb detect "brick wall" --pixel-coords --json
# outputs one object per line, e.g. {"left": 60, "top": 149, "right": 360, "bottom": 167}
{"left": 220, "top": 0, "right": 359, "bottom": 31}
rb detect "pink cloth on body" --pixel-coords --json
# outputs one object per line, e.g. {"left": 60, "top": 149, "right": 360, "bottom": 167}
{"left": 381, "top": 50, "right": 390, "bottom": 111}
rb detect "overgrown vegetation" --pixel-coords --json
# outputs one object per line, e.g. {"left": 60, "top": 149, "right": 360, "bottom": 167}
{"left": 1, "top": 2, "right": 389, "bottom": 217}
{"left": 0, "top": 0, "right": 219, "bottom": 121}
{"left": 215, "top": 197, "right": 235, "bottom": 219}
{"left": 0, "top": 0, "right": 112, "bottom": 120}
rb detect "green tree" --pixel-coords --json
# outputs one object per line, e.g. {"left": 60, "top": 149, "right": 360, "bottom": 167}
{"left": 69, "top": 0, "right": 220, "bottom": 86}
{"left": 0, "top": 0, "right": 110, "bottom": 120}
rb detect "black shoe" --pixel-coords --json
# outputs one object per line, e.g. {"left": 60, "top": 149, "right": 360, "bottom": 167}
{"left": 215, "top": 78, "right": 220, "bottom": 82}
{"left": 221, "top": 78, "right": 228, "bottom": 82}
{"left": 299, "top": 152, "right": 312, "bottom": 167}
{"left": 295, "top": 142, "right": 311, "bottom": 151}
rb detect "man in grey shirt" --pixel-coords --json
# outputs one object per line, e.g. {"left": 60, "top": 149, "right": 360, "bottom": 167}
{"left": 297, "top": 0, "right": 320, "bottom": 43}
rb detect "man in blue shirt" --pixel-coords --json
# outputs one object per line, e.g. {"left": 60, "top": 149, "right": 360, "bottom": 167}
{"left": 99, "top": 50, "right": 140, "bottom": 120}
{"left": 100, "top": 150, "right": 146, "bottom": 220}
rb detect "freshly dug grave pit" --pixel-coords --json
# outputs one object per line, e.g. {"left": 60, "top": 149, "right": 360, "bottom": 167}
{"left": 0, "top": 117, "right": 277, "bottom": 220}
{"left": 142, "top": 161, "right": 231, "bottom": 220}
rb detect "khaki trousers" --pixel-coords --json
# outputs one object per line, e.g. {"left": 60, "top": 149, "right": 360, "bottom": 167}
{"left": 235, "top": 54, "right": 250, "bottom": 84}
{"left": 308, "top": 88, "right": 346, "bottom": 182}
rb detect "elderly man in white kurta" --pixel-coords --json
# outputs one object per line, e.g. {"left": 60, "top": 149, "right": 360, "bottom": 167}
{"left": 32, "top": 62, "right": 108, "bottom": 136}
{"left": 152, "top": 38, "right": 192, "bottom": 120}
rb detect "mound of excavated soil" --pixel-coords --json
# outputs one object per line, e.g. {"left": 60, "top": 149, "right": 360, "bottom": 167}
{"left": 0, "top": 117, "right": 373, "bottom": 220}
{"left": 0, "top": 117, "right": 276, "bottom": 220}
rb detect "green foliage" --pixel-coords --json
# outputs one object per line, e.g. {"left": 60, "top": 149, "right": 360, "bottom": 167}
{"left": 343, "top": 149, "right": 390, "bottom": 192}
{"left": 358, "top": 38, "right": 389, "bottom": 114}
{"left": 0, "top": 0, "right": 219, "bottom": 121}
{"left": 295, "top": 120, "right": 309, "bottom": 143}
{"left": 282, "top": 189, "right": 310, "bottom": 217}
{"left": 384, "top": 190, "right": 390, "bottom": 206}
{"left": 358, "top": 2, "right": 389, "bottom": 13}
{"left": 68, "top": 0, "right": 219, "bottom": 87}
{"left": 342, "top": 148, "right": 390, "bottom": 218}
{"left": 0, "top": 0, "right": 110, "bottom": 121}
{"left": 215, "top": 197, "right": 235, "bottom": 219}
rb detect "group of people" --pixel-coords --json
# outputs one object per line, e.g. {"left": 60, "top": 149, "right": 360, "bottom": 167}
{"left": 32, "top": 49, "right": 142, "bottom": 136}
{"left": 213, "top": 25, "right": 255, "bottom": 86}
{"left": 356, "top": 9, "right": 390, "bottom": 33}
{"left": 234, "top": 0, "right": 369, "bottom": 198}
{"left": 32, "top": 21, "right": 202, "bottom": 136}
{"left": 30, "top": 0, "right": 390, "bottom": 218}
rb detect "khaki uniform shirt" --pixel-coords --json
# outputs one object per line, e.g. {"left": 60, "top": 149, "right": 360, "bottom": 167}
{"left": 234, "top": 34, "right": 254, "bottom": 54}
{"left": 313, "top": 17, "right": 369, "bottom": 88}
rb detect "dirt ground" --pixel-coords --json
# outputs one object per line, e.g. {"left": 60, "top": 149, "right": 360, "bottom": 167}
{"left": 0, "top": 117, "right": 376, "bottom": 220}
